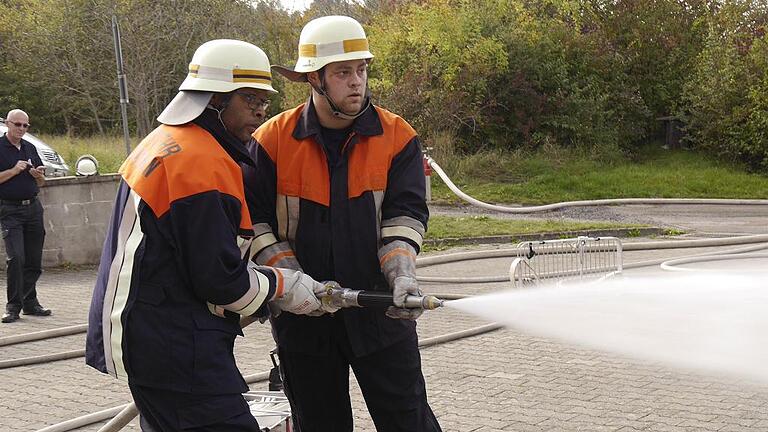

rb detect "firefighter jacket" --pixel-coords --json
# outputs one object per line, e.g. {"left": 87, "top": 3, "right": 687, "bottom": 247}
{"left": 86, "top": 112, "right": 278, "bottom": 394}
{"left": 245, "top": 99, "right": 428, "bottom": 357}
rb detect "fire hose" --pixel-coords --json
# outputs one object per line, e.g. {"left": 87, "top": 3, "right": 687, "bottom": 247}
{"left": 34, "top": 290, "right": 480, "bottom": 432}
{"left": 425, "top": 155, "right": 768, "bottom": 213}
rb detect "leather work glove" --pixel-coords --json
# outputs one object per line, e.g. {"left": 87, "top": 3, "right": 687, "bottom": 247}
{"left": 378, "top": 240, "right": 423, "bottom": 320}
{"left": 269, "top": 268, "right": 341, "bottom": 316}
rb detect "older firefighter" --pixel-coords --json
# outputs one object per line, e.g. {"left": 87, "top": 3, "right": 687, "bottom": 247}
{"left": 86, "top": 39, "right": 337, "bottom": 431}
{"left": 244, "top": 16, "right": 442, "bottom": 432}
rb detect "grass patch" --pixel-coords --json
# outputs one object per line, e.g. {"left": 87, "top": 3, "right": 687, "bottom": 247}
{"left": 430, "top": 145, "right": 768, "bottom": 205}
{"left": 37, "top": 134, "right": 768, "bottom": 205}
{"left": 38, "top": 134, "right": 128, "bottom": 174}
{"left": 427, "top": 215, "right": 644, "bottom": 239}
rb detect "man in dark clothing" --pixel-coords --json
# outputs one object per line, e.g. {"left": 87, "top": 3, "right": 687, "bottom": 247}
{"left": 86, "top": 39, "right": 338, "bottom": 432}
{"left": 244, "top": 16, "right": 442, "bottom": 432}
{"left": 0, "top": 109, "right": 50, "bottom": 323}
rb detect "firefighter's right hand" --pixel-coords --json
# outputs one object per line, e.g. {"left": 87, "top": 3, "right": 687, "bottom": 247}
{"left": 269, "top": 269, "right": 340, "bottom": 316}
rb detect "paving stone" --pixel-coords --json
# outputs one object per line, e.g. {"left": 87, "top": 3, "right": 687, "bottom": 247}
{"left": 2, "top": 246, "right": 768, "bottom": 431}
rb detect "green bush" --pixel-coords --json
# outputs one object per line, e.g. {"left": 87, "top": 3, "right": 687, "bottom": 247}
{"left": 367, "top": 0, "right": 651, "bottom": 158}
{"left": 680, "top": 2, "right": 768, "bottom": 172}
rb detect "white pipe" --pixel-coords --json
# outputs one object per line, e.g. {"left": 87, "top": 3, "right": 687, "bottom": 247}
{"left": 96, "top": 403, "right": 138, "bottom": 432}
{"left": 427, "top": 156, "right": 768, "bottom": 213}
{"left": 417, "top": 243, "right": 768, "bottom": 283}
{"left": 36, "top": 317, "right": 498, "bottom": 432}
{"left": 36, "top": 404, "right": 132, "bottom": 432}
{"left": 0, "top": 349, "right": 84, "bottom": 369}
{"left": 417, "top": 235, "right": 768, "bottom": 269}
{"left": 418, "top": 323, "right": 502, "bottom": 348}
{"left": 0, "top": 324, "right": 87, "bottom": 347}
{"left": 660, "top": 253, "right": 768, "bottom": 272}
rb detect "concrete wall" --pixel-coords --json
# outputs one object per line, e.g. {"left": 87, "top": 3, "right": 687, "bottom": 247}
{"left": 0, "top": 174, "right": 120, "bottom": 268}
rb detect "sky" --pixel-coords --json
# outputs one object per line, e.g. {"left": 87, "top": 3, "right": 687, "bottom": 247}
{"left": 279, "top": 0, "right": 313, "bottom": 12}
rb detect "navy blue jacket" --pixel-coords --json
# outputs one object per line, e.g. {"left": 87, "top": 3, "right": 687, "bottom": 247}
{"left": 244, "top": 100, "right": 428, "bottom": 357}
{"left": 86, "top": 112, "right": 276, "bottom": 394}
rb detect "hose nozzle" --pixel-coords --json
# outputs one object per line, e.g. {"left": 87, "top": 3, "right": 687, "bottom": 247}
{"left": 322, "top": 286, "right": 444, "bottom": 310}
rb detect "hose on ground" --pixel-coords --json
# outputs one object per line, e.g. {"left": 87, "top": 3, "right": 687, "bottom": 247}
{"left": 35, "top": 314, "right": 500, "bottom": 432}
{"left": 0, "top": 323, "right": 87, "bottom": 347}
{"left": 427, "top": 156, "right": 768, "bottom": 213}
{"left": 417, "top": 238, "right": 768, "bottom": 284}
{"left": 659, "top": 253, "right": 768, "bottom": 272}
{"left": 0, "top": 349, "right": 84, "bottom": 370}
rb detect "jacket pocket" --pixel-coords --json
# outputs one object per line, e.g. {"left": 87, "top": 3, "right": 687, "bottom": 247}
{"left": 135, "top": 283, "right": 166, "bottom": 306}
{"left": 177, "top": 393, "right": 251, "bottom": 429}
{"left": 190, "top": 310, "right": 246, "bottom": 394}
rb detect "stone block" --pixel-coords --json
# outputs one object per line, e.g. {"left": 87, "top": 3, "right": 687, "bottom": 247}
{"left": 42, "top": 248, "right": 62, "bottom": 267}
{"left": 84, "top": 201, "right": 115, "bottom": 227}
{"left": 43, "top": 205, "right": 66, "bottom": 232}
{"left": 90, "top": 176, "right": 121, "bottom": 202}
{"left": 61, "top": 203, "right": 87, "bottom": 227}
{"left": 40, "top": 182, "right": 92, "bottom": 205}
{"left": 60, "top": 224, "right": 107, "bottom": 265}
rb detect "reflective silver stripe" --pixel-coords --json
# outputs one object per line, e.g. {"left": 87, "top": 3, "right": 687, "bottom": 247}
{"left": 103, "top": 190, "right": 144, "bottom": 380}
{"left": 276, "top": 194, "right": 301, "bottom": 244}
{"left": 252, "top": 232, "right": 278, "bottom": 257}
{"left": 207, "top": 302, "right": 225, "bottom": 318}
{"left": 236, "top": 235, "right": 253, "bottom": 259}
{"left": 277, "top": 194, "right": 288, "bottom": 241}
{"left": 373, "top": 190, "right": 384, "bottom": 246}
{"left": 382, "top": 215, "right": 426, "bottom": 237}
{"left": 381, "top": 226, "right": 424, "bottom": 248}
{"left": 286, "top": 196, "right": 300, "bottom": 243}
{"left": 238, "top": 267, "right": 271, "bottom": 316}
{"left": 381, "top": 216, "right": 425, "bottom": 247}
{"left": 253, "top": 223, "right": 274, "bottom": 237}
{"left": 254, "top": 241, "right": 294, "bottom": 265}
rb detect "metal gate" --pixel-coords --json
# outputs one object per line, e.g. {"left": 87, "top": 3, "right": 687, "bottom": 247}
{"left": 509, "top": 236, "right": 623, "bottom": 288}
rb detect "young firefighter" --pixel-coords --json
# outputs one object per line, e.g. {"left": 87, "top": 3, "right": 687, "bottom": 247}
{"left": 244, "top": 16, "right": 442, "bottom": 432}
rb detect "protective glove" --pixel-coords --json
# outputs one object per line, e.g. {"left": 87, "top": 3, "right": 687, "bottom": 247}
{"left": 378, "top": 240, "right": 423, "bottom": 320}
{"left": 268, "top": 268, "right": 341, "bottom": 316}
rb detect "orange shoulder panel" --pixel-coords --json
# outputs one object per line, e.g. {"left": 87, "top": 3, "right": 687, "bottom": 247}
{"left": 252, "top": 104, "right": 305, "bottom": 163}
{"left": 347, "top": 106, "right": 418, "bottom": 199}
{"left": 251, "top": 104, "right": 330, "bottom": 206}
{"left": 120, "top": 124, "right": 251, "bottom": 229}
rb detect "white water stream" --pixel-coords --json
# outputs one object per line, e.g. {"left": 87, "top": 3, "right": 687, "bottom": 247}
{"left": 446, "top": 269, "right": 768, "bottom": 382}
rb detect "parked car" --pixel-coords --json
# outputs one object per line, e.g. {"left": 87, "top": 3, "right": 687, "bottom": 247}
{"left": 0, "top": 117, "right": 70, "bottom": 177}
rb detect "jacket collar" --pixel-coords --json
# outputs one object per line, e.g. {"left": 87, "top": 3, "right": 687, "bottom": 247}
{"left": 292, "top": 97, "right": 383, "bottom": 141}
{"left": 192, "top": 108, "right": 255, "bottom": 168}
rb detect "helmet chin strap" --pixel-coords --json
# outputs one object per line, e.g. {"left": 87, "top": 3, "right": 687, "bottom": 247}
{"left": 312, "top": 73, "right": 371, "bottom": 121}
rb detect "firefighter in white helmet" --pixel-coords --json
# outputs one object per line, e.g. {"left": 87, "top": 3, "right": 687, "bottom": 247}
{"left": 86, "top": 39, "right": 339, "bottom": 431}
{"left": 245, "top": 17, "right": 442, "bottom": 431}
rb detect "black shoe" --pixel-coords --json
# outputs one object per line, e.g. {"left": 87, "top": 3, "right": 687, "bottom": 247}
{"left": 22, "top": 305, "right": 51, "bottom": 316}
{"left": 2, "top": 311, "right": 20, "bottom": 323}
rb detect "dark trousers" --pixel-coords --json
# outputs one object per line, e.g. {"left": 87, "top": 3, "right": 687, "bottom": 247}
{"left": 128, "top": 382, "right": 261, "bottom": 431}
{"left": 278, "top": 316, "right": 442, "bottom": 432}
{"left": 0, "top": 200, "right": 45, "bottom": 313}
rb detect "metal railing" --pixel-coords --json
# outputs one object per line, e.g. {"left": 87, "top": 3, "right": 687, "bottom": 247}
{"left": 509, "top": 236, "right": 623, "bottom": 288}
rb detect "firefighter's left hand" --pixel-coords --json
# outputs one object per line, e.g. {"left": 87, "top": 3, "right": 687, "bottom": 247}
{"left": 386, "top": 276, "right": 423, "bottom": 320}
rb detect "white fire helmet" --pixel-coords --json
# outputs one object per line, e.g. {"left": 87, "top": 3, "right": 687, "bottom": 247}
{"left": 272, "top": 15, "right": 374, "bottom": 82}
{"left": 158, "top": 39, "right": 277, "bottom": 125}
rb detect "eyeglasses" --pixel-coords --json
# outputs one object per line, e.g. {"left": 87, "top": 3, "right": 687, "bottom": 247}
{"left": 234, "top": 92, "right": 270, "bottom": 111}
{"left": 8, "top": 121, "right": 30, "bottom": 129}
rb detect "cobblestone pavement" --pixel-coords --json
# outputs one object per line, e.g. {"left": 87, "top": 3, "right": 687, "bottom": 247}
{"left": 2, "top": 208, "right": 768, "bottom": 431}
